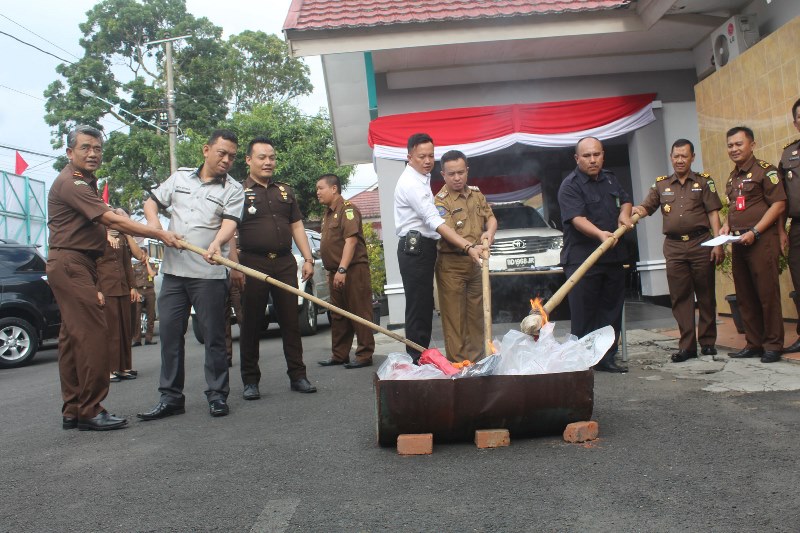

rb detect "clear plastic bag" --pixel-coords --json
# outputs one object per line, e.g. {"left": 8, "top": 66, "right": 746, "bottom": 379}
{"left": 376, "top": 353, "right": 449, "bottom": 380}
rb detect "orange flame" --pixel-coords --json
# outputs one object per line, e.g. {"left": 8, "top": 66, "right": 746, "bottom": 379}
{"left": 530, "top": 297, "right": 549, "bottom": 325}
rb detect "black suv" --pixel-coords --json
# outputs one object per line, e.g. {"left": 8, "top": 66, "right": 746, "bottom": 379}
{"left": 0, "top": 241, "right": 61, "bottom": 368}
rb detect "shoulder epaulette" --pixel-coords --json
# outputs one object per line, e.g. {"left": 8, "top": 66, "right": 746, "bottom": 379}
{"left": 468, "top": 185, "right": 480, "bottom": 191}
{"left": 758, "top": 160, "right": 772, "bottom": 169}
{"left": 72, "top": 171, "right": 83, "bottom": 178}
{"left": 783, "top": 139, "right": 800, "bottom": 149}
{"left": 343, "top": 200, "right": 351, "bottom": 206}
{"left": 655, "top": 175, "right": 668, "bottom": 182}
{"left": 436, "top": 189, "right": 448, "bottom": 199}
{"left": 697, "top": 172, "right": 710, "bottom": 178}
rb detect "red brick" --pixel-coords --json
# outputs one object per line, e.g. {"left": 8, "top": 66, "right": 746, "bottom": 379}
{"left": 563, "top": 421, "right": 599, "bottom": 443}
{"left": 475, "top": 429, "right": 510, "bottom": 449}
{"left": 397, "top": 433, "right": 433, "bottom": 455}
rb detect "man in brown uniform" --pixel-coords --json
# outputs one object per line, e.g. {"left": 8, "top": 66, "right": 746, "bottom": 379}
{"left": 233, "top": 136, "right": 317, "bottom": 400}
{"left": 316, "top": 174, "right": 375, "bottom": 369}
{"left": 434, "top": 150, "right": 497, "bottom": 362}
{"left": 47, "top": 125, "right": 180, "bottom": 431}
{"left": 720, "top": 126, "right": 786, "bottom": 363}
{"left": 778, "top": 98, "right": 800, "bottom": 353}
{"left": 633, "top": 139, "right": 724, "bottom": 362}
{"left": 131, "top": 252, "right": 158, "bottom": 346}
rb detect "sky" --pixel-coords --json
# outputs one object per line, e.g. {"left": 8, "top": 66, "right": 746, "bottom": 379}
{"left": 0, "top": 0, "right": 376, "bottom": 197}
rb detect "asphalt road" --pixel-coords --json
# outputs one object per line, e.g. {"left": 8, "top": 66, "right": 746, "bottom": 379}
{"left": 1, "top": 317, "right": 798, "bottom": 532}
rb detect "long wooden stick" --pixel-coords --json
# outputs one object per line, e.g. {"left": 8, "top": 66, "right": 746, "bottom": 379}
{"left": 482, "top": 238, "right": 492, "bottom": 355}
{"left": 179, "top": 240, "right": 426, "bottom": 353}
{"left": 543, "top": 213, "right": 641, "bottom": 315}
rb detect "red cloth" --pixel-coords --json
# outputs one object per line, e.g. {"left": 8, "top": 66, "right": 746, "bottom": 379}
{"left": 419, "top": 348, "right": 460, "bottom": 376}
{"left": 368, "top": 93, "right": 656, "bottom": 148}
{"left": 102, "top": 182, "right": 109, "bottom": 204}
{"left": 15, "top": 151, "right": 28, "bottom": 176}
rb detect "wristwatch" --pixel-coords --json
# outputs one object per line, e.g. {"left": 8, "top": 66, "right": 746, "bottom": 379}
{"left": 750, "top": 227, "right": 761, "bottom": 240}
{"left": 337, "top": 267, "right": 348, "bottom": 274}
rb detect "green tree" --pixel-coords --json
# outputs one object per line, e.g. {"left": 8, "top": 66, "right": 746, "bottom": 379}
{"left": 363, "top": 222, "right": 386, "bottom": 298}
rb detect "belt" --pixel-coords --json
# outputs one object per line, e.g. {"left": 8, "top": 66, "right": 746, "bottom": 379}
{"left": 51, "top": 247, "right": 103, "bottom": 260}
{"left": 242, "top": 249, "right": 292, "bottom": 260}
{"left": 665, "top": 229, "right": 709, "bottom": 241}
{"left": 399, "top": 235, "right": 437, "bottom": 245}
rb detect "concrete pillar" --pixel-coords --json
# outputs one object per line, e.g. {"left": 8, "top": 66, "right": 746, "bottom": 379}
{"left": 628, "top": 108, "right": 669, "bottom": 297}
{"left": 375, "top": 157, "right": 408, "bottom": 326}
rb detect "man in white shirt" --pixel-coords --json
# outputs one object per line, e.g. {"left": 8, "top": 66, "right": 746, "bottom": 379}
{"left": 394, "top": 133, "right": 482, "bottom": 361}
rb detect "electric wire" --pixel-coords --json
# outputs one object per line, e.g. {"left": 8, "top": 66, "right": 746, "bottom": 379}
{"left": 0, "top": 29, "right": 74, "bottom": 64}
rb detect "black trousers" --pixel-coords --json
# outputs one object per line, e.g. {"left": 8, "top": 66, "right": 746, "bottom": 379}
{"left": 157, "top": 274, "right": 229, "bottom": 404}
{"left": 564, "top": 262, "right": 625, "bottom": 362}
{"left": 397, "top": 235, "right": 438, "bottom": 360}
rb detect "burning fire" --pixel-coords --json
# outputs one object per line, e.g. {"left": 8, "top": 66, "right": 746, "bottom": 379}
{"left": 530, "top": 297, "right": 549, "bottom": 325}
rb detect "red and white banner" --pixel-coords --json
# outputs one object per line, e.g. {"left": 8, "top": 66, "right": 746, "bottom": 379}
{"left": 368, "top": 93, "right": 657, "bottom": 160}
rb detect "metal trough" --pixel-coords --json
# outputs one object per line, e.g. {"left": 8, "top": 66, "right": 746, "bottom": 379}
{"left": 374, "top": 370, "right": 594, "bottom": 446}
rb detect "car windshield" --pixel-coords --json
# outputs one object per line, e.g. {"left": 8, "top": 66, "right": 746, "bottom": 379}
{"left": 491, "top": 204, "right": 549, "bottom": 230}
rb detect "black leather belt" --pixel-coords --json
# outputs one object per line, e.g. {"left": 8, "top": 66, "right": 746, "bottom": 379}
{"left": 665, "top": 229, "right": 709, "bottom": 241}
{"left": 242, "top": 249, "right": 292, "bottom": 259}
{"left": 399, "top": 235, "right": 437, "bottom": 245}
{"left": 51, "top": 247, "right": 103, "bottom": 260}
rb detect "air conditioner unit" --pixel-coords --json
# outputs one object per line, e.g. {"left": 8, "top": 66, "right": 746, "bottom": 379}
{"left": 711, "top": 15, "right": 760, "bottom": 71}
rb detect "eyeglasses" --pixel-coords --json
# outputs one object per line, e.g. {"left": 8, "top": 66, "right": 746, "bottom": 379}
{"left": 77, "top": 145, "right": 103, "bottom": 154}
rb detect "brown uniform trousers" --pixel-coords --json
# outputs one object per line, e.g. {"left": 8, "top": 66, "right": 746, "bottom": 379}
{"left": 47, "top": 249, "right": 109, "bottom": 420}
{"left": 328, "top": 262, "right": 375, "bottom": 363}
{"left": 106, "top": 296, "right": 132, "bottom": 373}
{"left": 239, "top": 253, "right": 307, "bottom": 383}
{"left": 789, "top": 224, "right": 800, "bottom": 336}
{"left": 726, "top": 156, "right": 786, "bottom": 352}
{"left": 663, "top": 236, "right": 716, "bottom": 351}
{"left": 435, "top": 253, "right": 483, "bottom": 362}
{"left": 132, "top": 286, "right": 156, "bottom": 343}
{"left": 780, "top": 139, "right": 800, "bottom": 337}
{"left": 225, "top": 282, "right": 243, "bottom": 365}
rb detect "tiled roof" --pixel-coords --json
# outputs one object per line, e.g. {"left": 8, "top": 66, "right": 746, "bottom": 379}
{"left": 284, "top": 0, "right": 631, "bottom": 31}
{"left": 348, "top": 188, "right": 381, "bottom": 218}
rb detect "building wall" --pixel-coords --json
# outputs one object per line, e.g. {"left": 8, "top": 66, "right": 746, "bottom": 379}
{"left": 695, "top": 15, "right": 800, "bottom": 319}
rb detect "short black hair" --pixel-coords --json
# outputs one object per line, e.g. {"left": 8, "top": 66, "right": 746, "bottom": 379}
{"left": 440, "top": 150, "right": 467, "bottom": 167}
{"left": 407, "top": 133, "right": 433, "bottom": 153}
{"left": 575, "top": 136, "right": 602, "bottom": 154}
{"left": 792, "top": 98, "right": 800, "bottom": 120}
{"left": 317, "top": 173, "right": 341, "bottom": 194}
{"left": 671, "top": 139, "right": 695, "bottom": 154}
{"left": 247, "top": 136, "right": 275, "bottom": 156}
{"left": 207, "top": 129, "right": 238, "bottom": 146}
{"left": 726, "top": 126, "right": 754, "bottom": 142}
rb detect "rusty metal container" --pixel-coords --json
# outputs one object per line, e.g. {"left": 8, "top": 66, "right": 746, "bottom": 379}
{"left": 374, "top": 370, "right": 594, "bottom": 446}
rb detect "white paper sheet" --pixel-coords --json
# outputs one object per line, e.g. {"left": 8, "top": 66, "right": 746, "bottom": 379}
{"left": 701, "top": 235, "right": 741, "bottom": 247}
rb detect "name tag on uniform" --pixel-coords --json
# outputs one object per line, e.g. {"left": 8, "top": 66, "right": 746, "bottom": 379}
{"left": 736, "top": 195, "right": 746, "bottom": 210}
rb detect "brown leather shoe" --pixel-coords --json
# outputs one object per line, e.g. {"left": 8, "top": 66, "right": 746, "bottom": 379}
{"left": 671, "top": 350, "right": 697, "bottom": 363}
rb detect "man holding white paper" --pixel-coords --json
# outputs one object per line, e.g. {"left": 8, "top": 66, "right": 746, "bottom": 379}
{"left": 633, "top": 139, "right": 723, "bottom": 362}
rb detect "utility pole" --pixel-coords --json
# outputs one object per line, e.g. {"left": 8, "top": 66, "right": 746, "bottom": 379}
{"left": 143, "top": 34, "right": 191, "bottom": 176}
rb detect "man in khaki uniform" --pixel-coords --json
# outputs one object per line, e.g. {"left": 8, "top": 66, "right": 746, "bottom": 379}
{"left": 633, "top": 139, "right": 724, "bottom": 362}
{"left": 132, "top": 253, "right": 158, "bottom": 346}
{"left": 316, "top": 174, "right": 375, "bottom": 369}
{"left": 779, "top": 97, "right": 800, "bottom": 353}
{"left": 434, "top": 150, "right": 497, "bottom": 362}
{"left": 720, "top": 126, "right": 785, "bottom": 363}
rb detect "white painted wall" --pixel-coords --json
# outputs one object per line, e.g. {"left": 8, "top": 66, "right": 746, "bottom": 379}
{"left": 662, "top": 101, "right": 704, "bottom": 172}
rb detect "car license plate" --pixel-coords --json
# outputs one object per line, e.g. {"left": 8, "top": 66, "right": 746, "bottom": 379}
{"left": 506, "top": 256, "right": 536, "bottom": 268}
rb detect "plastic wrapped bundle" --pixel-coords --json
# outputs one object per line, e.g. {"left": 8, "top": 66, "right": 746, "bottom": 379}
{"left": 376, "top": 353, "right": 449, "bottom": 380}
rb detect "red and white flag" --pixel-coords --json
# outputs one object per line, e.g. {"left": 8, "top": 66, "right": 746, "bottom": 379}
{"left": 102, "top": 181, "right": 109, "bottom": 204}
{"left": 15, "top": 151, "right": 28, "bottom": 176}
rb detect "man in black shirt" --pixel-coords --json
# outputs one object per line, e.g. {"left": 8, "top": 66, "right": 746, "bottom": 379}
{"left": 558, "top": 137, "right": 634, "bottom": 373}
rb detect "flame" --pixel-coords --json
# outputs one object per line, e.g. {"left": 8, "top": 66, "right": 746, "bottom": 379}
{"left": 490, "top": 342, "right": 498, "bottom": 355}
{"left": 530, "top": 297, "right": 549, "bottom": 325}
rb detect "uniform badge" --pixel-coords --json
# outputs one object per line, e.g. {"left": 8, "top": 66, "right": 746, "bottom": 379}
{"left": 665, "top": 188, "right": 671, "bottom": 192}
{"left": 768, "top": 170, "right": 779, "bottom": 184}
{"left": 793, "top": 150, "right": 798, "bottom": 156}
{"left": 248, "top": 205, "right": 257, "bottom": 215}
{"left": 663, "top": 204, "right": 671, "bottom": 213}
{"left": 74, "top": 180, "right": 87, "bottom": 186}
{"left": 436, "top": 205, "right": 447, "bottom": 216}
{"left": 334, "top": 213, "right": 338, "bottom": 219}
{"left": 788, "top": 170, "right": 794, "bottom": 180}
{"left": 278, "top": 185, "right": 285, "bottom": 191}
{"left": 746, "top": 173, "right": 752, "bottom": 178}
{"left": 345, "top": 209, "right": 354, "bottom": 220}
{"left": 708, "top": 181, "right": 716, "bottom": 193}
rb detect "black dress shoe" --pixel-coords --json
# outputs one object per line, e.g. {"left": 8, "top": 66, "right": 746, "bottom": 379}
{"left": 145, "top": 340, "right": 158, "bottom": 345}
{"left": 761, "top": 351, "right": 782, "bottom": 363}
{"left": 131, "top": 341, "right": 142, "bottom": 347}
{"left": 137, "top": 402, "right": 185, "bottom": 421}
{"left": 728, "top": 347, "right": 763, "bottom": 358}
{"left": 113, "top": 371, "right": 136, "bottom": 380}
{"left": 243, "top": 384, "right": 261, "bottom": 400}
{"left": 671, "top": 350, "right": 698, "bottom": 363}
{"left": 78, "top": 411, "right": 128, "bottom": 431}
{"left": 62, "top": 416, "right": 78, "bottom": 430}
{"left": 594, "top": 360, "right": 628, "bottom": 373}
{"left": 344, "top": 360, "right": 373, "bottom": 369}
{"left": 126, "top": 370, "right": 138, "bottom": 376}
{"left": 318, "top": 358, "right": 346, "bottom": 366}
{"left": 784, "top": 338, "right": 800, "bottom": 353}
{"left": 290, "top": 377, "right": 317, "bottom": 393}
{"left": 109, "top": 374, "right": 121, "bottom": 383}
{"left": 701, "top": 345, "right": 717, "bottom": 356}
{"left": 209, "top": 399, "right": 229, "bottom": 417}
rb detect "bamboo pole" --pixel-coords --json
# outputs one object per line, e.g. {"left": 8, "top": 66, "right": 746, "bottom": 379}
{"left": 482, "top": 238, "right": 492, "bottom": 356}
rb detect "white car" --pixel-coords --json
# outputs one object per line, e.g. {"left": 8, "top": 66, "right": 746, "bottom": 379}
{"left": 488, "top": 202, "right": 563, "bottom": 272}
